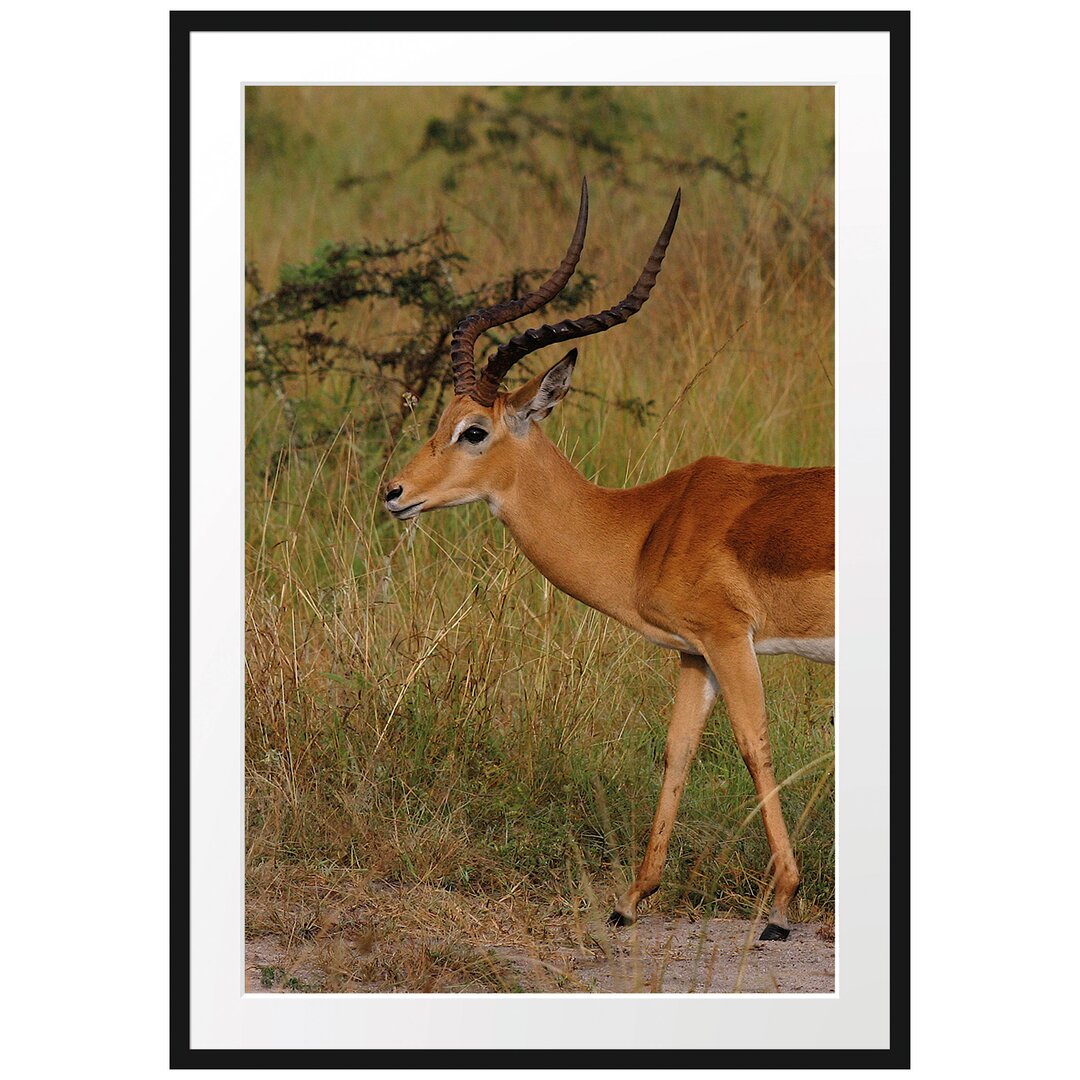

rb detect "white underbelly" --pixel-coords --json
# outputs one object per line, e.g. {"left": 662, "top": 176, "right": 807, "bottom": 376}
{"left": 641, "top": 627, "right": 697, "bottom": 652}
{"left": 753, "top": 636, "right": 835, "bottom": 664}
{"left": 636, "top": 624, "right": 834, "bottom": 664}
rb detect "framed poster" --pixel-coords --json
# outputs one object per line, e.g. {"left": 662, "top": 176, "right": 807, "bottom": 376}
{"left": 173, "top": 8, "right": 908, "bottom": 1066}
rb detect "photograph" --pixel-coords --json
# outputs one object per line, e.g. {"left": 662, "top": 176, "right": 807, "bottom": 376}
{"left": 243, "top": 83, "right": 837, "bottom": 995}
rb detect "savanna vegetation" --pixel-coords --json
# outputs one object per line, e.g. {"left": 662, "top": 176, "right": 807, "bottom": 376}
{"left": 245, "top": 85, "right": 835, "bottom": 992}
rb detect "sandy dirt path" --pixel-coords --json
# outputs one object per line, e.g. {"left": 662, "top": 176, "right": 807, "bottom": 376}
{"left": 246, "top": 915, "right": 834, "bottom": 994}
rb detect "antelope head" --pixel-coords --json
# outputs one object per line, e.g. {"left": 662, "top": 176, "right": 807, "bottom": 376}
{"left": 383, "top": 179, "right": 680, "bottom": 521}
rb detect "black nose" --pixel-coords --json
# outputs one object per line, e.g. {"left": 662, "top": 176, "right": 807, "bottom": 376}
{"left": 385, "top": 484, "right": 403, "bottom": 503}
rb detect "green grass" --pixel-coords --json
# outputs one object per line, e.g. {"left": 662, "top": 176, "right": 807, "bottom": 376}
{"left": 245, "top": 85, "right": 835, "bottom": 987}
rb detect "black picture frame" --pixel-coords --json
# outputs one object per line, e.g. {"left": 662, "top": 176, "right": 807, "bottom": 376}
{"left": 171, "top": 8, "right": 910, "bottom": 1068}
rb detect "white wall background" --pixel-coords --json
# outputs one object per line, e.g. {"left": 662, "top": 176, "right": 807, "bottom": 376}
{"left": 2, "top": 1, "right": 1076, "bottom": 1077}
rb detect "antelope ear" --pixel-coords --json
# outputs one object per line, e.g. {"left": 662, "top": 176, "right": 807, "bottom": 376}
{"left": 505, "top": 350, "right": 577, "bottom": 434}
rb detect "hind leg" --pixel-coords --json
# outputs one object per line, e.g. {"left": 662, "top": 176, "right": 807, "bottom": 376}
{"left": 611, "top": 652, "right": 717, "bottom": 925}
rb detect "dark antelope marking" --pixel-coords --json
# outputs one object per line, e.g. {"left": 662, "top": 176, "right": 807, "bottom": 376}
{"left": 726, "top": 469, "right": 834, "bottom": 578}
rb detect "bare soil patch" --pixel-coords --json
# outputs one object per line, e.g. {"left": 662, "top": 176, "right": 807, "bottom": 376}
{"left": 490, "top": 916, "right": 834, "bottom": 993}
{"left": 246, "top": 914, "right": 834, "bottom": 994}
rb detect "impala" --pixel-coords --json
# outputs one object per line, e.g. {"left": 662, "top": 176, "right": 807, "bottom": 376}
{"left": 384, "top": 179, "right": 834, "bottom": 940}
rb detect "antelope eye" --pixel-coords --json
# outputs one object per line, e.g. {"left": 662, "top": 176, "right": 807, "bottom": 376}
{"left": 460, "top": 426, "right": 489, "bottom": 445}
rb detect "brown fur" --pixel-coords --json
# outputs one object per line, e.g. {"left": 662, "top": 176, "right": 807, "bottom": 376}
{"left": 386, "top": 367, "right": 834, "bottom": 932}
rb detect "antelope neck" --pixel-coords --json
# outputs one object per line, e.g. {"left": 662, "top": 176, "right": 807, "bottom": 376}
{"left": 492, "top": 432, "right": 647, "bottom": 625}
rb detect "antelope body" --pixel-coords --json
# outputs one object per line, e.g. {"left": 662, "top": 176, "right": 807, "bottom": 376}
{"left": 385, "top": 180, "right": 834, "bottom": 938}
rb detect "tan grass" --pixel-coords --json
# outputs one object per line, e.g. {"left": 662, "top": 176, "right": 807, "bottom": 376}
{"left": 245, "top": 85, "right": 835, "bottom": 993}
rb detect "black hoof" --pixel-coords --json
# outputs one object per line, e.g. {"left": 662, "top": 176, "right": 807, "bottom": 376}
{"left": 608, "top": 910, "right": 634, "bottom": 927}
{"left": 760, "top": 922, "right": 790, "bottom": 941}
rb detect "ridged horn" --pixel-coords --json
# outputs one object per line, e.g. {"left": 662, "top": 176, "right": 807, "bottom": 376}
{"left": 450, "top": 177, "right": 589, "bottom": 399}
{"left": 473, "top": 189, "right": 681, "bottom": 405}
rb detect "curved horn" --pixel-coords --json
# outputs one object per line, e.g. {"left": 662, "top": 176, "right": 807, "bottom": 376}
{"left": 474, "top": 189, "right": 681, "bottom": 406}
{"left": 450, "top": 177, "right": 589, "bottom": 399}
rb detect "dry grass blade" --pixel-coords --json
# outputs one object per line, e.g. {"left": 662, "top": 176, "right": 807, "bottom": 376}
{"left": 246, "top": 84, "right": 835, "bottom": 994}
